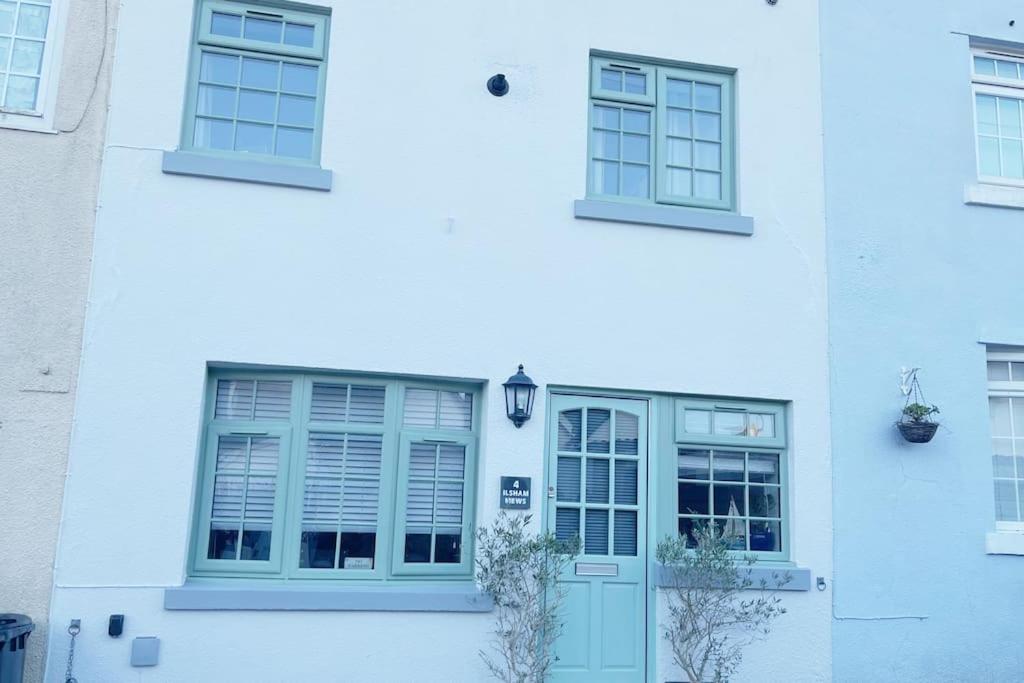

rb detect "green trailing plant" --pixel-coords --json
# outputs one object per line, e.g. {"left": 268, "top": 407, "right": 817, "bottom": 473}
{"left": 475, "top": 512, "right": 581, "bottom": 683}
{"left": 657, "top": 522, "right": 789, "bottom": 683}
{"left": 901, "top": 402, "right": 940, "bottom": 424}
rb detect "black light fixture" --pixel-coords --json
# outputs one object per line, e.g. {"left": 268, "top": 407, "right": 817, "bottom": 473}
{"left": 503, "top": 364, "right": 537, "bottom": 428}
{"left": 487, "top": 73, "right": 509, "bottom": 97}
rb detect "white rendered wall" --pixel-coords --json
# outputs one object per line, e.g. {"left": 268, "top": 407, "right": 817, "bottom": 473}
{"left": 47, "top": 1, "right": 831, "bottom": 681}
{"left": 0, "top": 2, "right": 117, "bottom": 680}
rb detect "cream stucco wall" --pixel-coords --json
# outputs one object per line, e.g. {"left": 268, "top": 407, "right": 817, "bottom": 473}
{"left": 0, "top": 1, "right": 117, "bottom": 680}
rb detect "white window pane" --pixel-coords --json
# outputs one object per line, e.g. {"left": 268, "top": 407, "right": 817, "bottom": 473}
{"left": 194, "top": 117, "right": 234, "bottom": 150}
{"left": 237, "top": 89, "right": 276, "bottom": 122}
{"left": 695, "top": 171, "right": 722, "bottom": 200}
{"left": 211, "top": 12, "right": 242, "bottom": 37}
{"left": 593, "top": 105, "right": 620, "bottom": 129}
{"left": 975, "top": 56, "right": 997, "bottom": 76}
{"left": 993, "top": 454, "right": 1015, "bottom": 478}
{"left": 622, "top": 133, "right": 649, "bottom": 162}
{"left": 215, "top": 436, "right": 247, "bottom": 471}
{"left": 684, "top": 409, "right": 711, "bottom": 434}
{"left": 666, "top": 167, "right": 692, "bottom": 196}
{"left": 281, "top": 63, "right": 317, "bottom": 95}
{"left": 600, "top": 68, "right": 621, "bottom": 91}
{"left": 196, "top": 84, "right": 236, "bottom": 118}
{"left": 278, "top": 94, "right": 315, "bottom": 127}
{"left": 748, "top": 413, "right": 776, "bottom": 438}
{"left": 667, "top": 138, "right": 692, "bottom": 167}
{"left": 235, "top": 121, "right": 274, "bottom": 154}
{"left": 694, "top": 112, "right": 721, "bottom": 141}
{"left": 666, "top": 109, "right": 692, "bottom": 137}
{"left": 622, "top": 109, "right": 650, "bottom": 134}
{"left": 275, "top": 129, "right": 313, "bottom": 159}
{"left": 991, "top": 397, "right": 1012, "bottom": 437}
{"left": 15, "top": 4, "right": 48, "bottom": 39}
{"left": 439, "top": 391, "right": 473, "bottom": 430}
{"left": 1012, "top": 362, "right": 1024, "bottom": 381}
{"left": 976, "top": 95, "right": 998, "bottom": 136}
{"left": 994, "top": 480, "right": 1019, "bottom": 521}
{"left": 284, "top": 22, "right": 314, "bottom": 48}
{"left": 694, "top": 141, "right": 721, "bottom": 171}
{"left": 1000, "top": 139, "right": 1024, "bottom": 178}
{"left": 10, "top": 39, "right": 42, "bottom": 74}
{"left": 594, "top": 130, "right": 619, "bottom": 159}
{"left": 200, "top": 52, "right": 239, "bottom": 85}
{"left": 978, "top": 136, "right": 1001, "bottom": 176}
{"left": 666, "top": 79, "right": 692, "bottom": 107}
{"left": 624, "top": 72, "right": 646, "bottom": 94}
{"left": 0, "top": 2, "right": 14, "bottom": 34}
{"left": 997, "top": 60, "right": 1019, "bottom": 79}
{"left": 240, "top": 57, "right": 279, "bottom": 89}
{"left": 998, "top": 98, "right": 1022, "bottom": 137}
{"left": 4, "top": 74, "right": 37, "bottom": 109}
{"left": 621, "top": 164, "right": 649, "bottom": 198}
{"left": 694, "top": 82, "right": 721, "bottom": 111}
{"left": 749, "top": 453, "right": 780, "bottom": 484}
{"left": 988, "top": 361, "right": 1011, "bottom": 381}
{"left": 0, "top": 37, "right": 8, "bottom": 70}
{"left": 593, "top": 160, "right": 618, "bottom": 194}
{"left": 714, "top": 411, "right": 745, "bottom": 436}
{"left": 1013, "top": 397, "right": 1024, "bottom": 434}
{"left": 404, "top": 389, "right": 438, "bottom": 427}
{"left": 244, "top": 16, "right": 282, "bottom": 43}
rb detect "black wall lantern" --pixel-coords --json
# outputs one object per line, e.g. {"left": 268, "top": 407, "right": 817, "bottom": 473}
{"left": 503, "top": 364, "right": 537, "bottom": 428}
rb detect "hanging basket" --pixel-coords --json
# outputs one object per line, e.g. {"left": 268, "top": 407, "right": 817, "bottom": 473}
{"left": 897, "top": 421, "right": 939, "bottom": 443}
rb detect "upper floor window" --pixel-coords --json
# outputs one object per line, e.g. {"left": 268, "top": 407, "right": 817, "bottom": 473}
{"left": 987, "top": 350, "right": 1024, "bottom": 532}
{"left": 588, "top": 54, "right": 736, "bottom": 212}
{"left": 192, "top": 369, "right": 480, "bottom": 581}
{"left": 0, "top": 0, "right": 57, "bottom": 114}
{"left": 182, "top": 0, "right": 329, "bottom": 164}
{"left": 972, "top": 49, "right": 1024, "bottom": 183}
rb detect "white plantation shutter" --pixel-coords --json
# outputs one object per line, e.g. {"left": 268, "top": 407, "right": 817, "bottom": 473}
{"left": 403, "top": 389, "right": 473, "bottom": 430}
{"left": 301, "top": 433, "right": 383, "bottom": 538}
{"left": 402, "top": 441, "right": 468, "bottom": 563}
{"left": 310, "top": 383, "right": 385, "bottom": 424}
{"left": 208, "top": 434, "right": 281, "bottom": 560}
{"left": 215, "top": 379, "right": 293, "bottom": 421}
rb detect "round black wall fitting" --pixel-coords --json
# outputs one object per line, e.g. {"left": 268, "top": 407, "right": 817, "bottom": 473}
{"left": 487, "top": 74, "right": 509, "bottom": 97}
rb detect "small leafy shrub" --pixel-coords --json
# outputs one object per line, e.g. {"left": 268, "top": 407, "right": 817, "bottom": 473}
{"left": 476, "top": 512, "right": 580, "bottom": 683}
{"left": 901, "top": 402, "right": 940, "bottom": 424}
{"left": 657, "top": 522, "right": 789, "bottom": 683}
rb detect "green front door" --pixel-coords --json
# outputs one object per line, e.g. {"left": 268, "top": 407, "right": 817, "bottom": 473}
{"left": 547, "top": 395, "right": 648, "bottom": 682}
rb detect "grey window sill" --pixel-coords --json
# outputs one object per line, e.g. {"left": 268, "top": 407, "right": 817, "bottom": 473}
{"left": 164, "top": 582, "right": 493, "bottom": 612}
{"left": 574, "top": 199, "right": 753, "bottom": 235}
{"left": 162, "top": 150, "right": 332, "bottom": 191}
{"left": 654, "top": 563, "right": 812, "bottom": 591}
{"left": 964, "top": 183, "right": 1024, "bottom": 210}
{"left": 985, "top": 532, "right": 1024, "bottom": 556}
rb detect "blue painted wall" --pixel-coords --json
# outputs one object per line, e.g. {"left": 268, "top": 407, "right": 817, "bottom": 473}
{"left": 822, "top": 3, "right": 1024, "bottom": 681}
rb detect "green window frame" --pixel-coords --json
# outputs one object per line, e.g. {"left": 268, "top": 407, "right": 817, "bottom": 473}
{"left": 587, "top": 54, "right": 736, "bottom": 212}
{"left": 670, "top": 398, "right": 788, "bottom": 561}
{"left": 180, "top": 0, "right": 330, "bottom": 165}
{"left": 190, "top": 370, "right": 481, "bottom": 581}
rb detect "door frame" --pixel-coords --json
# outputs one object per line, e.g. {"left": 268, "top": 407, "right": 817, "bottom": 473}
{"left": 542, "top": 387, "right": 659, "bottom": 683}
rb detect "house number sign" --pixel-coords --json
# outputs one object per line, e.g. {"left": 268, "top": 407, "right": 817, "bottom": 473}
{"left": 500, "top": 476, "right": 531, "bottom": 510}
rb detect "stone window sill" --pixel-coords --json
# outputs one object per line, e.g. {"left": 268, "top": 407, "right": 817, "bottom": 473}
{"left": 964, "top": 183, "right": 1024, "bottom": 210}
{"left": 164, "top": 582, "right": 493, "bottom": 612}
{"left": 653, "top": 563, "right": 812, "bottom": 591}
{"left": 162, "top": 150, "right": 333, "bottom": 191}
{"left": 985, "top": 532, "right": 1024, "bottom": 556}
{"left": 574, "top": 199, "right": 754, "bottom": 235}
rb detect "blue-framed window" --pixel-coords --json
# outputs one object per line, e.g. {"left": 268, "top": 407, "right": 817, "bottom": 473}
{"left": 972, "top": 48, "right": 1024, "bottom": 184}
{"left": 588, "top": 54, "right": 736, "bottom": 212}
{"left": 181, "top": 0, "right": 329, "bottom": 164}
{"left": 673, "top": 399, "right": 788, "bottom": 560}
{"left": 191, "top": 370, "right": 480, "bottom": 580}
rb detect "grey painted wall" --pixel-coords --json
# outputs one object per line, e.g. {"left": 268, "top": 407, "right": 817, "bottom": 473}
{"left": 0, "top": 1, "right": 117, "bottom": 680}
{"left": 822, "top": 2, "right": 1024, "bottom": 681}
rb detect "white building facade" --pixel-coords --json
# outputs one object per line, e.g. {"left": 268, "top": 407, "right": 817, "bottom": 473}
{"left": 0, "top": 1, "right": 117, "bottom": 680}
{"left": 45, "top": 1, "right": 832, "bottom": 681}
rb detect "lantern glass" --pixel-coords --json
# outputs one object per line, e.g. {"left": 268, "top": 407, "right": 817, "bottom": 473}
{"left": 502, "top": 364, "right": 538, "bottom": 428}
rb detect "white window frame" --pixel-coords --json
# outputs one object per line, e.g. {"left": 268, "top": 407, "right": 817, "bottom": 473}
{"left": 970, "top": 47, "right": 1024, "bottom": 189}
{"left": 0, "top": 0, "right": 69, "bottom": 132}
{"left": 987, "top": 349, "right": 1024, "bottom": 534}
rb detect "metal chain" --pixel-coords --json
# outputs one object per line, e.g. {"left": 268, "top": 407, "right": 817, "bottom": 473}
{"left": 65, "top": 620, "right": 80, "bottom": 683}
